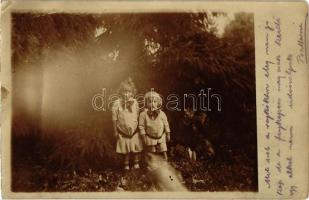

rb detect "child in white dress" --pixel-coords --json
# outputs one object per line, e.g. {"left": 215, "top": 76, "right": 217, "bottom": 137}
{"left": 139, "top": 91, "right": 171, "bottom": 161}
{"left": 112, "top": 78, "right": 143, "bottom": 170}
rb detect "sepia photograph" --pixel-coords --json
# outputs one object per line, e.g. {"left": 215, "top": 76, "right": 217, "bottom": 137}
{"left": 9, "top": 10, "right": 257, "bottom": 192}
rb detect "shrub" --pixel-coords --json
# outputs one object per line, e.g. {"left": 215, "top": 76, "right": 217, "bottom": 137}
{"left": 47, "top": 116, "right": 118, "bottom": 170}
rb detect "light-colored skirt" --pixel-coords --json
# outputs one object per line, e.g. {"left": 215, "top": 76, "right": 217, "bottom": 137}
{"left": 144, "top": 133, "right": 167, "bottom": 152}
{"left": 116, "top": 133, "right": 143, "bottom": 154}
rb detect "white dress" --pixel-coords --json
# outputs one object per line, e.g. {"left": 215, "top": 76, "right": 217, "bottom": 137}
{"left": 112, "top": 99, "right": 143, "bottom": 154}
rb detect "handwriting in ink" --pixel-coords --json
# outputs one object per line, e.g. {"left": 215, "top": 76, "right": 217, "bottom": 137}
{"left": 264, "top": 167, "right": 271, "bottom": 189}
{"left": 277, "top": 75, "right": 286, "bottom": 92}
{"left": 290, "top": 185, "right": 298, "bottom": 196}
{"left": 263, "top": 60, "right": 274, "bottom": 78}
{"left": 288, "top": 126, "right": 293, "bottom": 150}
{"left": 273, "top": 16, "right": 282, "bottom": 47}
{"left": 265, "top": 21, "right": 274, "bottom": 55}
{"left": 276, "top": 161, "right": 282, "bottom": 174}
{"left": 276, "top": 180, "right": 284, "bottom": 196}
{"left": 276, "top": 149, "right": 281, "bottom": 157}
{"left": 265, "top": 146, "right": 271, "bottom": 163}
{"left": 265, "top": 17, "right": 282, "bottom": 47}
{"left": 274, "top": 98, "right": 286, "bottom": 142}
{"left": 286, "top": 157, "right": 293, "bottom": 178}
{"left": 297, "top": 23, "right": 305, "bottom": 64}
{"left": 275, "top": 150, "right": 281, "bottom": 173}
{"left": 263, "top": 84, "right": 274, "bottom": 135}
{"left": 286, "top": 54, "right": 296, "bottom": 109}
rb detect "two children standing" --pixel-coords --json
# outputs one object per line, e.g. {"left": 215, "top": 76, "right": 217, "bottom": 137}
{"left": 111, "top": 78, "right": 170, "bottom": 170}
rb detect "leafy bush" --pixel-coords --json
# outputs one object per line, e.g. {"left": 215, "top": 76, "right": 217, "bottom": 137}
{"left": 47, "top": 116, "right": 118, "bottom": 170}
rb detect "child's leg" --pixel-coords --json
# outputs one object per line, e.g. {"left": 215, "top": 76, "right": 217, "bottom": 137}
{"left": 162, "top": 151, "right": 168, "bottom": 161}
{"left": 157, "top": 142, "right": 168, "bottom": 161}
{"left": 133, "top": 153, "right": 140, "bottom": 169}
{"left": 187, "top": 147, "right": 192, "bottom": 160}
{"left": 192, "top": 150, "right": 197, "bottom": 162}
{"left": 124, "top": 154, "right": 130, "bottom": 170}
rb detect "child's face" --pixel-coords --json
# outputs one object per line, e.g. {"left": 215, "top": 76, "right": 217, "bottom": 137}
{"left": 121, "top": 86, "right": 133, "bottom": 100}
{"left": 149, "top": 98, "right": 160, "bottom": 111}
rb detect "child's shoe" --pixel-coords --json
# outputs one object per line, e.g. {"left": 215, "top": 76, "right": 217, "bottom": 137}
{"left": 124, "top": 165, "right": 130, "bottom": 170}
{"left": 133, "top": 163, "right": 140, "bottom": 169}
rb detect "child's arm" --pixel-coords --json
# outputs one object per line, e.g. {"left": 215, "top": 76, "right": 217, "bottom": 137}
{"left": 111, "top": 100, "right": 119, "bottom": 138}
{"left": 112, "top": 120, "right": 119, "bottom": 138}
{"left": 162, "top": 112, "right": 171, "bottom": 142}
{"left": 139, "top": 112, "right": 147, "bottom": 143}
{"left": 135, "top": 99, "right": 139, "bottom": 113}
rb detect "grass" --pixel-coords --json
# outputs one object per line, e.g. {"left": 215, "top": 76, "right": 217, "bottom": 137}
{"left": 12, "top": 137, "right": 257, "bottom": 192}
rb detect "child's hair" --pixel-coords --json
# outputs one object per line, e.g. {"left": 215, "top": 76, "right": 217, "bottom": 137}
{"left": 144, "top": 91, "right": 163, "bottom": 109}
{"left": 117, "top": 77, "right": 137, "bottom": 96}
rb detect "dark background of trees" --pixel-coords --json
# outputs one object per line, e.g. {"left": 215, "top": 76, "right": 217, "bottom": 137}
{"left": 11, "top": 12, "right": 257, "bottom": 191}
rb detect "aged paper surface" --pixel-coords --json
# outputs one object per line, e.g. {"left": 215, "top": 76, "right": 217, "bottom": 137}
{"left": 1, "top": 0, "right": 308, "bottom": 199}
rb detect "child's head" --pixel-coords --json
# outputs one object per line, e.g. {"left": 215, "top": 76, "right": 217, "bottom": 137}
{"left": 118, "top": 77, "right": 136, "bottom": 100}
{"left": 145, "top": 91, "right": 162, "bottom": 111}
